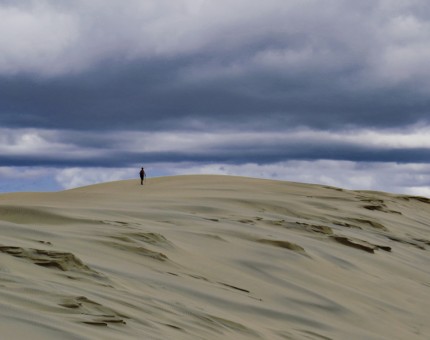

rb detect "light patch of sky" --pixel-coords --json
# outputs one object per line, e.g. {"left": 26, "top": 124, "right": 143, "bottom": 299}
{"left": 78, "top": 126, "right": 430, "bottom": 154}
{"left": 0, "top": 3, "right": 79, "bottom": 75}
{"left": 0, "top": 128, "right": 107, "bottom": 158}
{"left": 55, "top": 167, "right": 136, "bottom": 189}
{"left": 1, "top": 161, "right": 430, "bottom": 197}
{"left": 0, "top": 167, "right": 59, "bottom": 193}
{"left": 166, "top": 160, "right": 430, "bottom": 195}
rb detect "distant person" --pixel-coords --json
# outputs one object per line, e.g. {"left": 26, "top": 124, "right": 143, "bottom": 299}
{"left": 139, "top": 167, "right": 146, "bottom": 185}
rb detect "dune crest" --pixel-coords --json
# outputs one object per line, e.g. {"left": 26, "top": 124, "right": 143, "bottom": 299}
{"left": 0, "top": 175, "right": 429, "bottom": 339}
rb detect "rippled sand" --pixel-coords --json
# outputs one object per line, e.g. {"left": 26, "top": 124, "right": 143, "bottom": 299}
{"left": 0, "top": 175, "right": 429, "bottom": 339}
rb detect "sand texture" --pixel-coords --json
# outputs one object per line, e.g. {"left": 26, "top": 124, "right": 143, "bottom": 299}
{"left": 0, "top": 175, "right": 429, "bottom": 339}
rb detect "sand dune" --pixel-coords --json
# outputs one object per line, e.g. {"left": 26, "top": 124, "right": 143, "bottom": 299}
{"left": 0, "top": 175, "right": 429, "bottom": 339}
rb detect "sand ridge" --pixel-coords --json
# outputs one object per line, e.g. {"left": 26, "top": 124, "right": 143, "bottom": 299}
{"left": 0, "top": 175, "right": 429, "bottom": 339}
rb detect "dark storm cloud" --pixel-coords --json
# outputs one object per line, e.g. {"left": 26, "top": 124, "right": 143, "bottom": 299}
{"left": 1, "top": 58, "right": 430, "bottom": 132}
{"left": 1, "top": 0, "right": 430, "bottom": 133}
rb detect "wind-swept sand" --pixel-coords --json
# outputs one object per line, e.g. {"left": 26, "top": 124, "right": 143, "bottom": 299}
{"left": 0, "top": 175, "right": 429, "bottom": 339}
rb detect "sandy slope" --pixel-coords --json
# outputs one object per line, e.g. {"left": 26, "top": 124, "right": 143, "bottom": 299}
{"left": 0, "top": 175, "right": 429, "bottom": 339}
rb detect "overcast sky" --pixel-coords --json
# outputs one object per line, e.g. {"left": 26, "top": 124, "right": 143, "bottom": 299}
{"left": 1, "top": 0, "right": 430, "bottom": 195}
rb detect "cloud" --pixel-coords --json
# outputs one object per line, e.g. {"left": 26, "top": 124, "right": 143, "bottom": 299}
{"left": 0, "top": 128, "right": 108, "bottom": 163}
{"left": 1, "top": 0, "right": 429, "bottom": 89}
{"left": 166, "top": 160, "right": 430, "bottom": 195}
{"left": 1, "top": 126, "right": 430, "bottom": 168}
{"left": 0, "top": 2, "right": 79, "bottom": 75}
{"left": 1, "top": 1, "right": 430, "bottom": 195}
{"left": 2, "top": 157, "right": 430, "bottom": 196}
{"left": 55, "top": 167, "right": 135, "bottom": 189}
{"left": 1, "top": 0, "right": 430, "bottom": 134}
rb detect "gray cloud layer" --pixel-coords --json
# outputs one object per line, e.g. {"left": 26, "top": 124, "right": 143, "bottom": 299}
{"left": 1, "top": 1, "right": 430, "bottom": 193}
{"left": 1, "top": 0, "right": 430, "bottom": 130}
{"left": 1, "top": 128, "right": 429, "bottom": 167}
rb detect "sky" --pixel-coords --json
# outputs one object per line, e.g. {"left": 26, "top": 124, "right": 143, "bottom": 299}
{"left": 1, "top": 0, "right": 430, "bottom": 196}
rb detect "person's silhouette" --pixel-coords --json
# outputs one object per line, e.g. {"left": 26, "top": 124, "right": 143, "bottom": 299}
{"left": 139, "top": 167, "right": 146, "bottom": 185}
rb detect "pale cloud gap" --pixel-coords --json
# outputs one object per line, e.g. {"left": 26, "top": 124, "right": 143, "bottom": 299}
{"left": 49, "top": 161, "right": 430, "bottom": 196}
{"left": 0, "top": 166, "right": 59, "bottom": 193}
{"left": 0, "top": 166, "right": 52, "bottom": 179}
{"left": 166, "top": 160, "right": 430, "bottom": 196}
{"left": 55, "top": 167, "right": 135, "bottom": 189}
{"left": 2, "top": 160, "right": 430, "bottom": 196}
{"left": 0, "top": 128, "right": 107, "bottom": 159}
{"left": 2, "top": 125, "right": 430, "bottom": 158}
